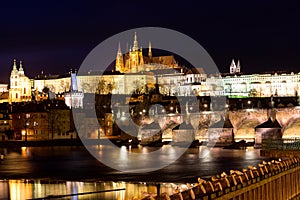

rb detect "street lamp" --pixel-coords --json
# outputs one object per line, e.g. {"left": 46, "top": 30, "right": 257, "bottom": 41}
{"left": 247, "top": 100, "right": 252, "bottom": 109}
{"left": 25, "top": 121, "right": 30, "bottom": 142}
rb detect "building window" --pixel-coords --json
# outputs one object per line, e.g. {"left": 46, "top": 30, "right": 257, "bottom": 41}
{"left": 15, "top": 81, "right": 17, "bottom": 86}
{"left": 24, "top": 88, "right": 26, "bottom": 94}
{"left": 16, "top": 93, "right": 18, "bottom": 99}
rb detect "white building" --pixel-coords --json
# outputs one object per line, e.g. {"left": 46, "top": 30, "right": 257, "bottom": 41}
{"left": 220, "top": 72, "right": 300, "bottom": 97}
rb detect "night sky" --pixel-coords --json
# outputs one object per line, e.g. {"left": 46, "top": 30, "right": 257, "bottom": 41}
{"left": 1, "top": 0, "right": 300, "bottom": 83}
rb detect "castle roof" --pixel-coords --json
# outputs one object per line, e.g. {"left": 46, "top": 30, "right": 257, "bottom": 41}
{"left": 144, "top": 55, "right": 176, "bottom": 66}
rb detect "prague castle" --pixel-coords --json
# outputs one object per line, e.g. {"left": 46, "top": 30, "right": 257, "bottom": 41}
{"left": 2, "top": 33, "right": 300, "bottom": 106}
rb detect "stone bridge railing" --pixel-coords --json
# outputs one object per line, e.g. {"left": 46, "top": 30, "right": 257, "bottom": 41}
{"left": 261, "top": 138, "right": 300, "bottom": 158}
{"left": 141, "top": 157, "right": 300, "bottom": 200}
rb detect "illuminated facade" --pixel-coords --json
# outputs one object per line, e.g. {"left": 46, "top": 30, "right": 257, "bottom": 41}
{"left": 34, "top": 74, "right": 70, "bottom": 94}
{"left": 204, "top": 60, "right": 300, "bottom": 97}
{"left": 220, "top": 72, "right": 300, "bottom": 97}
{"left": 9, "top": 59, "right": 31, "bottom": 103}
{"left": 25, "top": 34, "right": 300, "bottom": 99}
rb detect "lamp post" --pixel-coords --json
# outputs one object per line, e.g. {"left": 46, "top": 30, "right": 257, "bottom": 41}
{"left": 25, "top": 121, "right": 29, "bottom": 142}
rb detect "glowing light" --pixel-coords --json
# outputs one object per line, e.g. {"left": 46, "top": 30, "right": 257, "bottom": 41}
{"left": 21, "top": 130, "right": 26, "bottom": 135}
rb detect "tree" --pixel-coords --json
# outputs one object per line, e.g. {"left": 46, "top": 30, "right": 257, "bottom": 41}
{"left": 96, "top": 79, "right": 106, "bottom": 94}
{"left": 81, "top": 82, "right": 91, "bottom": 93}
{"left": 107, "top": 82, "right": 115, "bottom": 94}
{"left": 249, "top": 89, "right": 257, "bottom": 97}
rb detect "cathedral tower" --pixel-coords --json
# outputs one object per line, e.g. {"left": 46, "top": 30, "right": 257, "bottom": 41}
{"left": 124, "top": 32, "right": 144, "bottom": 72}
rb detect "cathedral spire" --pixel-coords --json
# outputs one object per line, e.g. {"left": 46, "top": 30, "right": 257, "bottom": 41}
{"left": 117, "top": 42, "right": 122, "bottom": 55}
{"left": 115, "top": 42, "right": 124, "bottom": 72}
{"left": 148, "top": 41, "right": 152, "bottom": 59}
{"left": 133, "top": 32, "right": 138, "bottom": 51}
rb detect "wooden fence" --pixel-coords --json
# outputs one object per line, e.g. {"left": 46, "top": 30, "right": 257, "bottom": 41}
{"left": 141, "top": 157, "right": 300, "bottom": 200}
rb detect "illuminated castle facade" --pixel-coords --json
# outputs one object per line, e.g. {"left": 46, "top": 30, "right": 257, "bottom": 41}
{"left": 9, "top": 59, "right": 31, "bottom": 103}
{"left": 115, "top": 32, "right": 180, "bottom": 73}
{"left": 115, "top": 33, "right": 144, "bottom": 73}
{"left": 5, "top": 33, "right": 300, "bottom": 105}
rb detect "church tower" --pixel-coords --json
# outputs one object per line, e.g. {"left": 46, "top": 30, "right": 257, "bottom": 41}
{"left": 9, "top": 59, "right": 31, "bottom": 103}
{"left": 236, "top": 60, "right": 241, "bottom": 73}
{"left": 10, "top": 59, "right": 19, "bottom": 89}
{"left": 18, "top": 60, "right": 25, "bottom": 76}
{"left": 229, "top": 59, "right": 236, "bottom": 74}
{"left": 65, "top": 70, "right": 84, "bottom": 108}
{"left": 115, "top": 42, "right": 124, "bottom": 72}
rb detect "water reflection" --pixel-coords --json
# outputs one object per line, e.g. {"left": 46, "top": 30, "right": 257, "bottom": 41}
{"left": 0, "top": 146, "right": 269, "bottom": 183}
{"left": 0, "top": 180, "right": 180, "bottom": 200}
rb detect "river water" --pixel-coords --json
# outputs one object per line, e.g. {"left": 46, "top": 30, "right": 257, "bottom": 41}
{"left": 0, "top": 145, "right": 270, "bottom": 199}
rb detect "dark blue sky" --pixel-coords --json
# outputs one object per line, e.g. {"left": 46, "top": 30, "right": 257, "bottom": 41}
{"left": 1, "top": 0, "right": 300, "bottom": 83}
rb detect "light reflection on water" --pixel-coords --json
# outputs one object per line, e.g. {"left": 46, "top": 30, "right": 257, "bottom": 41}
{"left": 0, "top": 180, "right": 178, "bottom": 200}
{"left": 0, "top": 145, "right": 269, "bottom": 199}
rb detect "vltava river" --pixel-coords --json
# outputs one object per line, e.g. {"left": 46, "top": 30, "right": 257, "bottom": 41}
{"left": 0, "top": 145, "right": 269, "bottom": 199}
